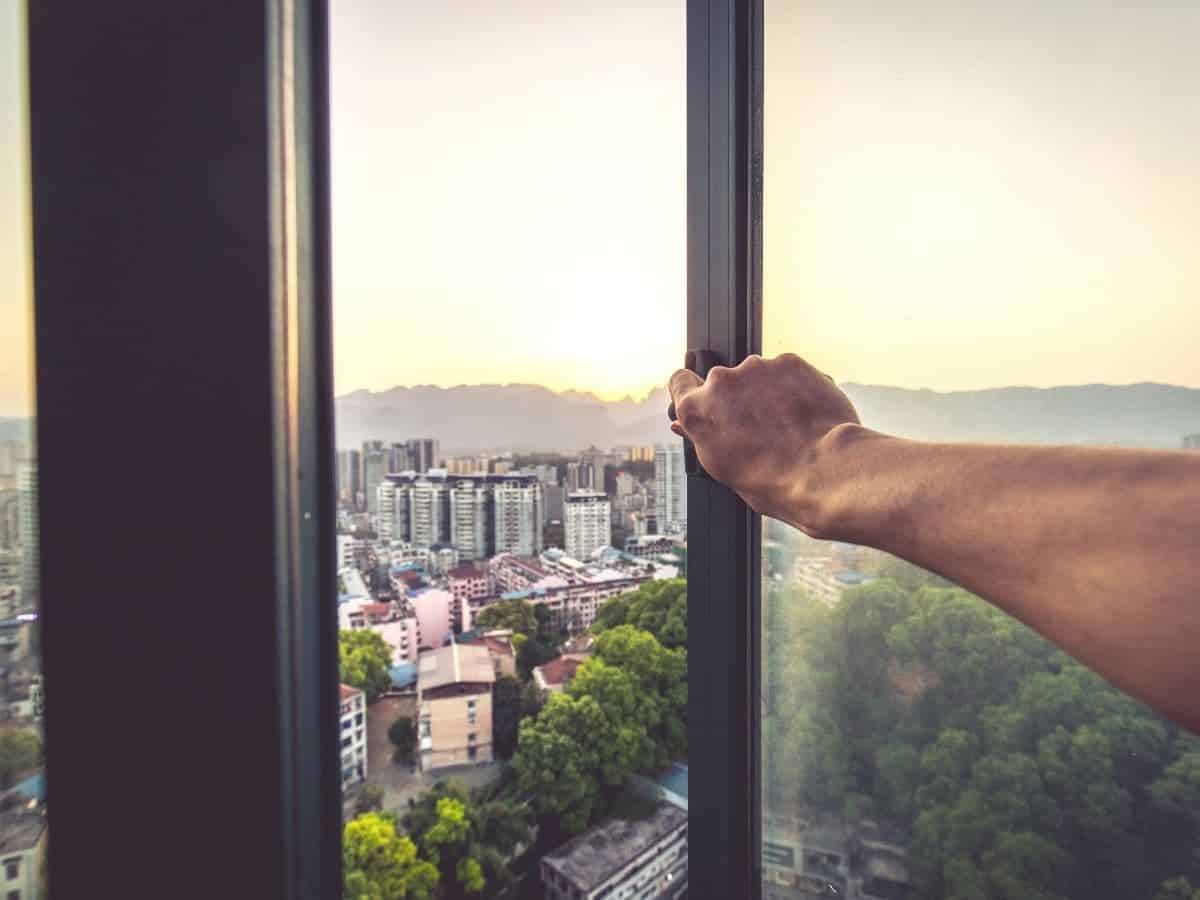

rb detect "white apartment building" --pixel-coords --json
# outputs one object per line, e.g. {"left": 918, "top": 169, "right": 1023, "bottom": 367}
{"left": 565, "top": 491, "right": 611, "bottom": 561}
{"left": 449, "top": 481, "right": 490, "bottom": 561}
{"left": 336, "top": 536, "right": 366, "bottom": 573}
{"left": 410, "top": 478, "right": 448, "bottom": 548}
{"left": 493, "top": 479, "right": 543, "bottom": 556}
{"left": 541, "top": 804, "right": 688, "bottom": 900}
{"left": 16, "top": 462, "right": 36, "bottom": 604}
{"left": 654, "top": 445, "right": 687, "bottom": 536}
{"left": 339, "top": 684, "right": 367, "bottom": 789}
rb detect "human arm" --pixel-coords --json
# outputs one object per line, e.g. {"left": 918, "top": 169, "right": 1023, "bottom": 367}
{"left": 668, "top": 353, "right": 1200, "bottom": 731}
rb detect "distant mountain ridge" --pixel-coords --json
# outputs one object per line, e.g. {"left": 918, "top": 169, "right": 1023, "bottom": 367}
{"left": 335, "top": 382, "right": 1200, "bottom": 453}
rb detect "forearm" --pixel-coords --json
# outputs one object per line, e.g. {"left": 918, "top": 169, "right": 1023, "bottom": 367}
{"left": 803, "top": 424, "right": 1200, "bottom": 731}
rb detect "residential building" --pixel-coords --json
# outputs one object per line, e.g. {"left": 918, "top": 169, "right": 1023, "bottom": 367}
{"left": 566, "top": 461, "right": 597, "bottom": 494}
{"left": 543, "top": 483, "right": 564, "bottom": 525}
{"left": 580, "top": 448, "right": 611, "bottom": 486}
{"left": 374, "top": 615, "right": 420, "bottom": 664}
{"left": 493, "top": 478, "right": 544, "bottom": 556}
{"left": 427, "top": 545, "right": 459, "bottom": 577}
{"left": 336, "top": 535, "right": 367, "bottom": 573}
{"left": 533, "top": 463, "right": 559, "bottom": 486}
{"left": 629, "top": 445, "right": 655, "bottom": 463}
{"left": 492, "top": 459, "right": 513, "bottom": 475}
{"left": 361, "top": 440, "right": 388, "bottom": 516}
{"left": 448, "top": 565, "right": 490, "bottom": 605}
{"left": 615, "top": 471, "right": 638, "bottom": 498}
{"left": 409, "top": 477, "right": 450, "bottom": 548}
{"left": 410, "top": 587, "right": 456, "bottom": 650}
{"left": 1185, "top": 434, "right": 1200, "bottom": 449}
{"left": 339, "top": 684, "right": 368, "bottom": 789}
{"left": 565, "top": 491, "right": 611, "bottom": 561}
{"left": 445, "top": 456, "right": 483, "bottom": 475}
{"left": 449, "top": 481, "right": 489, "bottom": 561}
{"left": 338, "top": 566, "right": 370, "bottom": 602}
{"left": 417, "top": 643, "right": 495, "bottom": 771}
{"left": 541, "top": 804, "right": 688, "bottom": 900}
{"left": 0, "top": 809, "right": 47, "bottom": 900}
{"left": 336, "top": 448, "right": 361, "bottom": 505}
{"left": 15, "top": 462, "right": 36, "bottom": 605}
{"left": 532, "top": 656, "right": 583, "bottom": 695}
{"left": 459, "top": 629, "right": 517, "bottom": 679}
{"left": 654, "top": 444, "right": 687, "bottom": 536}
{"left": 625, "top": 534, "right": 678, "bottom": 560}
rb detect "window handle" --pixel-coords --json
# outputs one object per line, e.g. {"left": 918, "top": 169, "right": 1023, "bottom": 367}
{"left": 667, "top": 349, "right": 724, "bottom": 479}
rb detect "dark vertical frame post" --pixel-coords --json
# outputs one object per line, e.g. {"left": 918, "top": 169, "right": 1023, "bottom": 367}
{"left": 687, "top": 0, "right": 763, "bottom": 898}
{"left": 28, "top": 1, "right": 339, "bottom": 897}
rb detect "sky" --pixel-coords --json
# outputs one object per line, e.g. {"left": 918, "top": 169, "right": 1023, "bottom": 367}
{"left": 2, "top": 1, "right": 1198, "bottom": 417}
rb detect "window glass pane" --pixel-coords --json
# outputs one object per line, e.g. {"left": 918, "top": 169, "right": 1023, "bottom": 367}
{"left": 330, "top": 3, "right": 687, "bottom": 897}
{"left": 764, "top": 4, "right": 1200, "bottom": 899}
{"left": 0, "top": 5, "right": 47, "bottom": 897}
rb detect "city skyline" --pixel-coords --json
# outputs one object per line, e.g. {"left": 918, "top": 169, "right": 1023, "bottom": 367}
{"left": 5, "top": 0, "right": 1200, "bottom": 419}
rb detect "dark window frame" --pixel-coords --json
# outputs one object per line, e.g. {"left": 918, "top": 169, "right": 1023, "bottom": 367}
{"left": 28, "top": 0, "right": 763, "bottom": 898}
{"left": 687, "top": 0, "right": 763, "bottom": 898}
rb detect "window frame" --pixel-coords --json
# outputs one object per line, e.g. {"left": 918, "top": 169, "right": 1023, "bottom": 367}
{"left": 687, "top": 0, "right": 764, "bottom": 898}
{"left": 27, "top": 0, "right": 763, "bottom": 897}
{"left": 29, "top": 0, "right": 340, "bottom": 898}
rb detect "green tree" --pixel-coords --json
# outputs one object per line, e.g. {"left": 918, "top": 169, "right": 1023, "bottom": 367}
{"left": 1155, "top": 877, "right": 1200, "bottom": 900}
{"left": 343, "top": 812, "right": 439, "bottom": 900}
{"left": 592, "top": 579, "right": 687, "bottom": 649}
{"left": 475, "top": 599, "right": 537, "bottom": 638}
{"left": 0, "top": 730, "right": 41, "bottom": 789}
{"left": 340, "top": 629, "right": 393, "bottom": 701}
{"left": 389, "top": 716, "right": 416, "bottom": 762}
{"left": 491, "top": 675, "right": 523, "bottom": 759}
{"left": 516, "top": 635, "right": 559, "bottom": 680}
{"left": 353, "top": 784, "right": 385, "bottom": 817}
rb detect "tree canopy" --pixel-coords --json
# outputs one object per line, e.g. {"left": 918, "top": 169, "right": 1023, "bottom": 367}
{"left": 591, "top": 578, "right": 686, "bottom": 649}
{"left": 340, "top": 629, "right": 393, "bottom": 701}
{"left": 764, "top": 569, "right": 1200, "bottom": 900}
{"left": 474, "top": 599, "right": 537, "bottom": 638}
{"left": 343, "top": 812, "right": 439, "bottom": 900}
{"left": 513, "top": 624, "right": 687, "bottom": 833}
{"left": 0, "top": 730, "right": 41, "bottom": 789}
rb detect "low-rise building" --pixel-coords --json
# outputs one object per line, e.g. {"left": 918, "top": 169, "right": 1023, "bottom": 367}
{"left": 410, "top": 587, "right": 456, "bottom": 651}
{"left": 339, "top": 684, "right": 367, "bottom": 790}
{"left": 624, "top": 534, "right": 678, "bottom": 560}
{"left": 0, "top": 808, "right": 46, "bottom": 900}
{"left": 373, "top": 615, "right": 420, "bottom": 665}
{"left": 417, "top": 643, "right": 495, "bottom": 771}
{"left": 532, "top": 656, "right": 583, "bottom": 695}
{"left": 459, "top": 630, "right": 517, "bottom": 679}
{"left": 541, "top": 804, "right": 688, "bottom": 900}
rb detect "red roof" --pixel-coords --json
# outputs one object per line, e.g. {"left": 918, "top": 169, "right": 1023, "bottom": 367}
{"left": 339, "top": 684, "right": 363, "bottom": 701}
{"left": 361, "top": 602, "right": 393, "bottom": 621}
{"left": 448, "top": 564, "right": 484, "bottom": 580}
{"left": 396, "top": 571, "right": 423, "bottom": 587}
{"left": 535, "top": 657, "right": 582, "bottom": 687}
{"left": 461, "top": 634, "right": 514, "bottom": 658}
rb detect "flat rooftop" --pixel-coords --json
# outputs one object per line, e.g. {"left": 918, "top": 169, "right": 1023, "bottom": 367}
{"left": 543, "top": 804, "right": 687, "bottom": 892}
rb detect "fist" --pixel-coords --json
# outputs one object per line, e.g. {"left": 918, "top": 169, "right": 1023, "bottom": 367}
{"left": 668, "top": 353, "right": 860, "bottom": 526}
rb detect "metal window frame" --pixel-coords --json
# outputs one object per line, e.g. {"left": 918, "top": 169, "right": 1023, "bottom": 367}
{"left": 28, "top": 0, "right": 762, "bottom": 895}
{"left": 28, "top": 1, "right": 338, "bottom": 898}
{"left": 687, "top": 0, "right": 763, "bottom": 898}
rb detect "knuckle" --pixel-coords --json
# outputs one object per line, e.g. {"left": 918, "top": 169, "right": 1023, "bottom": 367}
{"left": 675, "top": 394, "right": 702, "bottom": 425}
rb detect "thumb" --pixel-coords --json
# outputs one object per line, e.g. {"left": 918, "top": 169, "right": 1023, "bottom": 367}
{"left": 668, "top": 368, "right": 704, "bottom": 421}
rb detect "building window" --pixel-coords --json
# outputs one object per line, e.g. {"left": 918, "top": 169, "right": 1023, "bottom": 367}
{"left": 467, "top": 746, "right": 477, "bottom": 762}
{"left": 2, "top": 859, "right": 15, "bottom": 880}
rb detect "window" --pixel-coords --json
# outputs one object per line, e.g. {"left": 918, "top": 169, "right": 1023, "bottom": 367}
{"left": 1, "top": 858, "right": 15, "bottom": 880}
{"left": 331, "top": 1, "right": 687, "bottom": 897}
{"left": 762, "top": 3, "right": 1200, "bottom": 900}
{"left": 6, "top": 890, "right": 17, "bottom": 900}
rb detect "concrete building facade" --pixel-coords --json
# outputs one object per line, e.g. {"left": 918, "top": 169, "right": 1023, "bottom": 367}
{"left": 417, "top": 643, "right": 495, "bottom": 771}
{"left": 565, "top": 491, "right": 611, "bottom": 561}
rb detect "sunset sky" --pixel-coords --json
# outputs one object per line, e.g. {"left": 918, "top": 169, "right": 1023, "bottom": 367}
{"left": 2, "top": 0, "right": 1198, "bottom": 417}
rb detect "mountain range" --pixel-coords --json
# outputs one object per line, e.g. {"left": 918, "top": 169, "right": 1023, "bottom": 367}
{"left": 335, "top": 382, "right": 1200, "bottom": 453}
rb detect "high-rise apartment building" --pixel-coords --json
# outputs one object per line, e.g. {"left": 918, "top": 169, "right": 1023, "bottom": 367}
{"left": 565, "top": 491, "right": 611, "bottom": 561}
{"left": 361, "top": 440, "right": 388, "bottom": 516}
{"left": 494, "top": 479, "right": 544, "bottom": 556}
{"left": 543, "top": 483, "right": 565, "bottom": 525}
{"left": 407, "top": 438, "right": 439, "bottom": 473}
{"left": 16, "top": 461, "right": 38, "bottom": 605}
{"left": 450, "top": 481, "right": 491, "bottom": 561}
{"left": 337, "top": 448, "right": 361, "bottom": 505}
{"left": 655, "top": 444, "right": 687, "bottom": 535}
{"left": 381, "top": 472, "right": 543, "bottom": 560}
{"left": 566, "top": 461, "right": 598, "bottom": 494}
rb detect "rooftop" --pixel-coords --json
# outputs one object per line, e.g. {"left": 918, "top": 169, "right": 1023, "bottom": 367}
{"left": 460, "top": 633, "right": 515, "bottom": 659}
{"left": 654, "top": 763, "right": 689, "bottom": 801}
{"left": 339, "top": 684, "right": 363, "bottom": 702}
{"left": 543, "top": 804, "right": 688, "bottom": 892}
{"left": 418, "top": 643, "right": 495, "bottom": 690}
{"left": 447, "top": 564, "right": 484, "bottom": 580}
{"left": 0, "top": 809, "right": 45, "bottom": 854}
{"left": 534, "top": 656, "right": 582, "bottom": 688}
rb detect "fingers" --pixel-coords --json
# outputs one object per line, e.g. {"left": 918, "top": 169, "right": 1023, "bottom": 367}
{"left": 668, "top": 368, "right": 704, "bottom": 415}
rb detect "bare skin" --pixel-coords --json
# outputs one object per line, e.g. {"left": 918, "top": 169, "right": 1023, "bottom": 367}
{"left": 669, "top": 352, "right": 1200, "bottom": 733}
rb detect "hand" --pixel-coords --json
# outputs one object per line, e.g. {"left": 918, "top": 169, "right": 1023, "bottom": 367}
{"left": 667, "top": 353, "right": 861, "bottom": 531}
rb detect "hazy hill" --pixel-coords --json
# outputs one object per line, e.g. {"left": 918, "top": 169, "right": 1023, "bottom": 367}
{"left": 335, "top": 382, "right": 1200, "bottom": 453}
